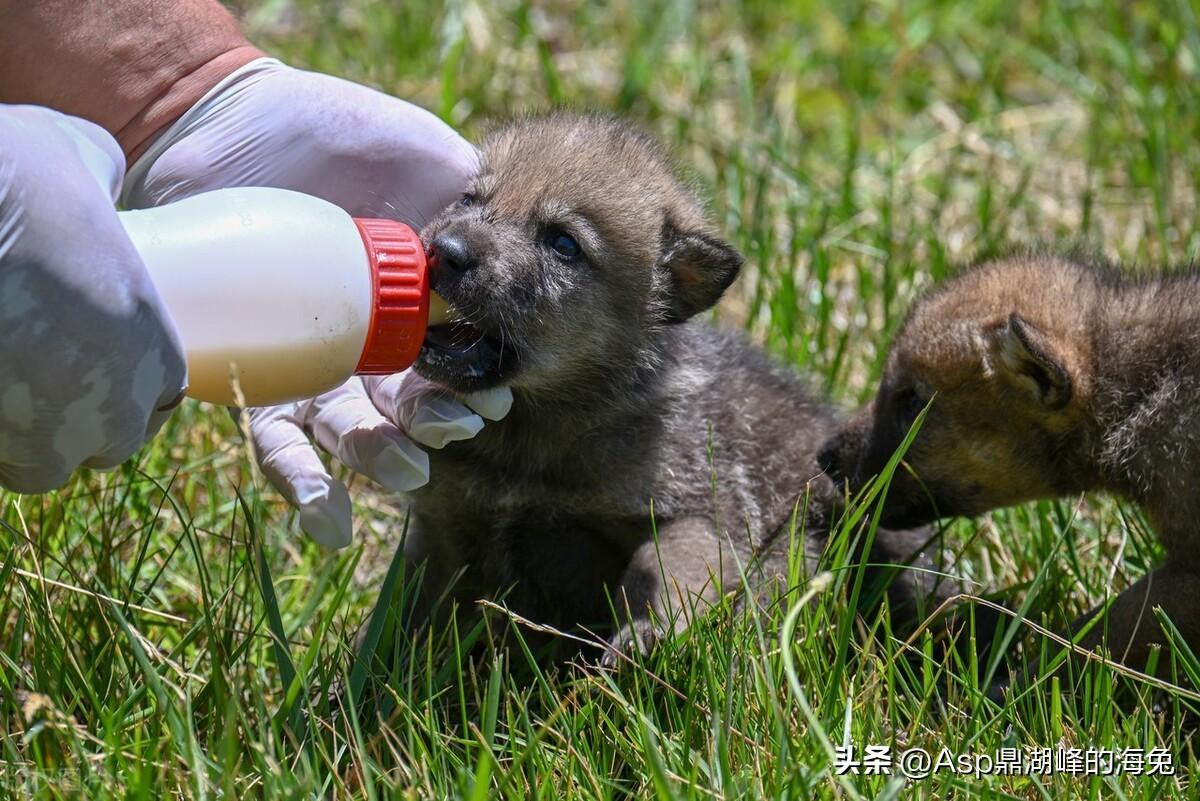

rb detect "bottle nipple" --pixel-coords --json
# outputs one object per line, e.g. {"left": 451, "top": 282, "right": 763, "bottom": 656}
{"left": 428, "top": 291, "right": 452, "bottom": 326}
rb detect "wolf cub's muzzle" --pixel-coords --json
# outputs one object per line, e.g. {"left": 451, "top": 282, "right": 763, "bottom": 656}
{"left": 415, "top": 231, "right": 511, "bottom": 392}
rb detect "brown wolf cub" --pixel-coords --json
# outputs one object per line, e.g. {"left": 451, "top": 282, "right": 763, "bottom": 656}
{"left": 397, "top": 112, "right": 946, "bottom": 659}
{"left": 818, "top": 252, "right": 1200, "bottom": 680}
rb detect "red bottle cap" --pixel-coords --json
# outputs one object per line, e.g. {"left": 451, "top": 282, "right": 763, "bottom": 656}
{"left": 353, "top": 218, "right": 429, "bottom": 374}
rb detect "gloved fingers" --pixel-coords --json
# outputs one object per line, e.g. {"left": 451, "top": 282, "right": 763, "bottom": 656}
{"left": 142, "top": 397, "right": 182, "bottom": 446}
{"left": 246, "top": 404, "right": 353, "bottom": 548}
{"left": 77, "top": 339, "right": 190, "bottom": 470}
{"left": 144, "top": 366, "right": 189, "bottom": 440}
{"left": 81, "top": 436, "right": 146, "bottom": 471}
{"left": 406, "top": 397, "right": 484, "bottom": 449}
{"left": 66, "top": 364, "right": 186, "bottom": 474}
{"left": 362, "top": 372, "right": 485, "bottom": 450}
{"left": 0, "top": 106, "right": 126, "bottom": 201}
{"left": 50, "top": 113, "right": 127, "bottom": 203}
{"left": 305, "top": 380, "right": 431, "bottom": 493}
{"left": 0, "top": 459, "right": 71, "bottom": 496}
{"left": 461, "top": 387, "right": 514, "bottom": 422}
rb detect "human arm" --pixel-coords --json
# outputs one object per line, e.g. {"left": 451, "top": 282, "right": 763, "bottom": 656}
{"left": 0, "top": 0, "right": 262, "bottom": 161}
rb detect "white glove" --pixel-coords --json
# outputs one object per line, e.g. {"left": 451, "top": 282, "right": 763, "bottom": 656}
{"left": 0, "top": 105, "right": 187, "bottom": 493}
{"left": 249, "top": 373, "right": 509, "bottom": 547}
{"left": 122, "top": 58, "right": 510, "bottom": 547}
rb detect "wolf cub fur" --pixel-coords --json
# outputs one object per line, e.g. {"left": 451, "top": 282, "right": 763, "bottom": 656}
{"left": 819, "top": 252, "right": 1200, "bottom": 680}
{"left": 401, "top": 113, "right": 942, "bottom": 658}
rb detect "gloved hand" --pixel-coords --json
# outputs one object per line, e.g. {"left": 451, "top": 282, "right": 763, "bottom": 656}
{"left": 0, "top": 105, "right": 187, "bottom": 493}
{"left": 247, "top": 374, "right": 510, "bottom": 547}
{"left": 122, "top": 58, "right": 511, "bottom": 547}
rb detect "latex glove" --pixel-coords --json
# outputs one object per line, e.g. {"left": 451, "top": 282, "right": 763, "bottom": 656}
{"left": 0, "top": 105, "right": 187, "bottom": 493}
{"left": 122, "top": 58, "right": 512, "bottom": 547}
{"left": 247, "top": 373, "right": 510, "bottom": 547}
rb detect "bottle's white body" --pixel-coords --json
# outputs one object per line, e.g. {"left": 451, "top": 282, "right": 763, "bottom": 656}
{"left": 119, "top": 188, "right": 374, "bottom": 406}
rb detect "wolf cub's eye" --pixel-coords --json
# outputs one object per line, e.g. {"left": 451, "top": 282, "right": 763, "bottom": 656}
{"left": 458, "top": 193, "right": 477, "bottom": 208}
{"left": 544, "top": 229, "right": 583, "bottom": 260}
{"left": 896, "top": 386, "right": 931, "bottom": 422}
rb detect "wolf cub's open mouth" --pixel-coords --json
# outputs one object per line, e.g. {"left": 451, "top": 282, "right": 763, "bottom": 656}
{"left": 417, "top": 292, "right": 510, "bottom": 391}
{"left": 422, "top": 319, "right": 483, "bottom": 352}
{"left": 419, "top": 317, "right": 505, "bottom": 386}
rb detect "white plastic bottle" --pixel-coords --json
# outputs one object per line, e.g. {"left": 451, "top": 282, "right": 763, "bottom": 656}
{"left": 118, "top": 187, "right": 449, "bottom": 406}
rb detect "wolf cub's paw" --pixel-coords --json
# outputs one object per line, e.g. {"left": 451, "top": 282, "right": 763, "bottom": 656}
{"left": 600, "top": 618, "right": 665, "bottom": 668}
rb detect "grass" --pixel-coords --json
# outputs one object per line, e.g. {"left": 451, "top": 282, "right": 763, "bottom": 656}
{"left": 4, "top": 0, "right": 1200, "bottom": 797}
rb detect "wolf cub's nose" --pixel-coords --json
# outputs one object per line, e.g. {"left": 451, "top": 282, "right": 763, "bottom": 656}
{"left": 431, "top": 232, "right": 479, "bottom": 278}
{"left": 816, "top": 438, "right": 844, "bottom": 481}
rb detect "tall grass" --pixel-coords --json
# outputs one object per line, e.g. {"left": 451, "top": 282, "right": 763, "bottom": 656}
{"left": 3, "top": 0, "right": 1199, "bottom": 797}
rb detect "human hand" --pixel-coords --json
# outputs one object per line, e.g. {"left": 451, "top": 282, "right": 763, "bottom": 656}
{"left": 245, "top": 374, "right": 510, "bottom": 548}
{"left": 121, "top": 57, "right": 476, "bottom": 225}
{"left": 0, "top": 105, "right": 187, "bottom": 492}
{"left": 121, "top": 58, "right": 511, "bottom": 546}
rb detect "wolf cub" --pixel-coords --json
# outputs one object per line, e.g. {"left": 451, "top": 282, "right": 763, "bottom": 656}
{"left": 819, "top": 252, "right": 1200, "bottom": 680}
{"left": 400, "top": 113, "right": 942, "bottom": 658}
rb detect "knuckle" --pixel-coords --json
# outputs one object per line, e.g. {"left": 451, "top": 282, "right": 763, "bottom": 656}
{"left": 82, "top": 437, "right": 142, "bottom": 471}
{"left": 0, "top": 465, "right": 71, "bottom": 494}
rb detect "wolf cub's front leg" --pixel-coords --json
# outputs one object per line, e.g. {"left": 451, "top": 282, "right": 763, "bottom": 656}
{"left": 1074, "top": 560, "right": 1200, "bottom": 672}
{"left": 993, "top": 559, "right": 1200, "bottom": 698}
{"left": 604, "top": 517, "right": 734, "bottom": 665}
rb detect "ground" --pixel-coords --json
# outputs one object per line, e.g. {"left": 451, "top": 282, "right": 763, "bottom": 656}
{"left": 3, "top": 0, "right": 1198, "bottom": 797}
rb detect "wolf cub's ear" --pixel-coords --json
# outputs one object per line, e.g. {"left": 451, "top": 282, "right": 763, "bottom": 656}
{"left": 658, "top": 223, "right": 743, "bottom": 324}
{"left": 994, "top": 313, "right": 1072, "bottom": 410}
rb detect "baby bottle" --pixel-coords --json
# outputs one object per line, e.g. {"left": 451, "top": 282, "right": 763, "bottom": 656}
{"left": 118, "top": 187, "right": 449, "bottom": 406}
